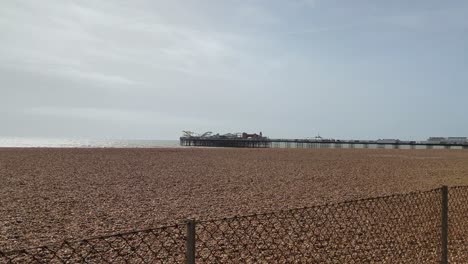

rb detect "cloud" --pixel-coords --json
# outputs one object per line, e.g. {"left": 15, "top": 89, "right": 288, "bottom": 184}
{"left": 24, "top": 106, "right": 208, "bottom": 126}
{"left": 2, "top": 0, "right": 468, "bottom": 139}
{"left": 1, "top": 0, "right": 255, "bottom": 87}
{"left": 297, "top": 0, "right": 318, "bottom": 8}
{"left": 48, "top": 68, "right": 138, "bottom": 86}
{"left": 378, "top": 6, "right": 468, "bottom": 32}
{"left": 236, "top": 5, "right": 280, "bottom": 26}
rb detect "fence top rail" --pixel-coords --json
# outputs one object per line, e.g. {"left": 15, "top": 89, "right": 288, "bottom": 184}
{"left": 449, "top": 185, "right": 468, "bottom": 190}
{"left": 195, "top": 186, "right": 445, "bottom": 223}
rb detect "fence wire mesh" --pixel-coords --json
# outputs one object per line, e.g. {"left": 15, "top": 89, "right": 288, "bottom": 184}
{"left": 0, "top": 224, "right": 186, "bottom": 264}
{"left": 196, "top": 189, "right": 442, "bottom": 263}
{"left": 0, "top": 186, "right": 467, "bottom": 263}
{"left": 449, "top": 185, "right": 468, "bottom": 263}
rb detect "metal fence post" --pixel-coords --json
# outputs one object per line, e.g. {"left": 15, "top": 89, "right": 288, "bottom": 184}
{"left": 441, "top": 186, "right": 448, "bottom": 264}
{"left": 186, "top": 220, "right": 196, "bottom": 264}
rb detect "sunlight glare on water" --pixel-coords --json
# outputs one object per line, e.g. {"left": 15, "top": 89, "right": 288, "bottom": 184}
{"left": 0, "top": 137, "right": 180, "bottom": 148}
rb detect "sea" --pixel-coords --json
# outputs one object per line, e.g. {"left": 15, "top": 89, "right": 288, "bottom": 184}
{"left": 1, "top": 137, "right": 460, "bottom": 150}
{"left": 0, "top": 137, "right": 181, "bottom": 148}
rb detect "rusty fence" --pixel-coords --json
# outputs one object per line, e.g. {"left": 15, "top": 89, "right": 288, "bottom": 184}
{"left": 1, "top": 186, "right": 467, "bottom": 263}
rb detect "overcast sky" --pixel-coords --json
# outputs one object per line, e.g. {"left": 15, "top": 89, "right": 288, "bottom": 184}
{"left": 1, "top": 0, "right": 468, "bottom": 140}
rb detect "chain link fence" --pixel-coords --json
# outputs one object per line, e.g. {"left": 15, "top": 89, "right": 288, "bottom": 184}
{"left": 449, "top": 185, "right": 468, "bottom": 263}
{"left": 195, "top": 189, "right": 442, "bottom": 263}
{"left": 1, "top": 186, "right": 466, "bottom": 263}
{"left": 0, "top": 224, "right": 186, "bottom": 264}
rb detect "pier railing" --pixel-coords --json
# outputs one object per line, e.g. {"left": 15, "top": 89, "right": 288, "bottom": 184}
{"left": 1, "top": 186, "right": 467, "bottom": 263}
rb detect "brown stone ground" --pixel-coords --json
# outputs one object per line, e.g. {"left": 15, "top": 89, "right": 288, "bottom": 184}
{"left": 0, "top": 148, "right": 467, "bottom": 251}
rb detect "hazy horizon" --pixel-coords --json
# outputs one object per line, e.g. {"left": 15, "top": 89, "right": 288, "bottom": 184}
{"left": 0, "top": 134, "right": 464, "bottom": 142}
{"left": 2, "top": 0, "right": 468, "bottom": 140}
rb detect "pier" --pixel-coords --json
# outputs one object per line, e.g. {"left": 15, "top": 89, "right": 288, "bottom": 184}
{"left": 180, "top": 137, "right": 468, "bottom": 150}
{"left": 180, "top": 137, "right": 270, "bottom": 148}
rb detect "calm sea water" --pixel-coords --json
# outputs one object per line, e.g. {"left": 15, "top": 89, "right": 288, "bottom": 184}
{"left": 1, "top": 137, "right": 460, "bottom": 150}
{"left": 0, "top": 137, "right": 180, "bottom": 148}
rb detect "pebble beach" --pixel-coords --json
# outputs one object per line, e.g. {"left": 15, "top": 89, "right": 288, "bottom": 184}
{"left": 1, "top": 147, "right": 468, "bottom": 251}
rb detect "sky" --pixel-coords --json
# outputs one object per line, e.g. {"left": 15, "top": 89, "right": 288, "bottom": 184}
{"left": 1, "top": 0, "right": 468, "bottom": 140}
